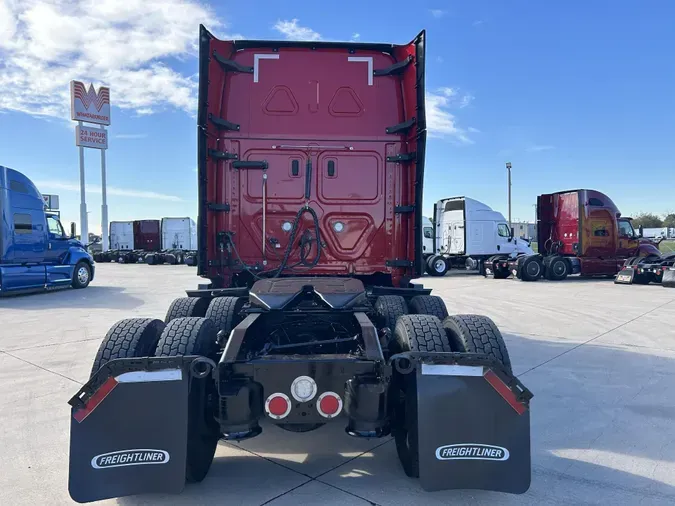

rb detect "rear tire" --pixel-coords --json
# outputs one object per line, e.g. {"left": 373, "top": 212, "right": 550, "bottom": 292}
{"left": 392, "top": 315, "right": 450, "bottom": 478}
{"left": 165, "top": 297, "right": 211, "bottom": 323}
{"left": 90, "top": 318, "right": 165, "bottom": 377}
{"left": 427, "top": 255, "right": 448, "bottom": 276}
{"left": 408, "top": 295, "right": 449, "bottom": 321}
{"left": 520, "top": 256, "right": 543, "bottom": 282}
{"left": 205, "top": 297, "right": 245, "bottom": 346}
{"left": 156, "top": 317, "right": 219, "bottom": 482}
{"left": 546, "top": 256, "right": 569, "bottom": 281}
{"left": 373, "top": 295, "right": 408, "bottom": 338}
{"left": 442, "top": 314, "right": 512, "bottom": 373}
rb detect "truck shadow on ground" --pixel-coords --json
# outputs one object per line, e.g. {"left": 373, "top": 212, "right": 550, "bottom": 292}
{"left": 116, "top": 335, "right": 675, "bottom": 505}
{"left": 0, "top": 285, "right": 143, "bottom": 310}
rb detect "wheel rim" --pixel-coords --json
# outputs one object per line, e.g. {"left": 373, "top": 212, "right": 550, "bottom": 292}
{"left": 77, "top": 266, "right": 89, "bottom": 284}
{"left": 552, "top": 261, "right": 566, "bottom": 276}
{"left": 434, "top": 259, "right": 446, "bottom": 273}
{"left": 526, "top": 261, "right": 541, "bottom": 277}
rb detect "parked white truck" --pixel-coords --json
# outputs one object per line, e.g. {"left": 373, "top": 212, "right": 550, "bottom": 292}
{"left": 160, "top": 217, "right": 197, "bottom": 251}
{"left": 423, "top": 196, "right": 535, "bottom": 276}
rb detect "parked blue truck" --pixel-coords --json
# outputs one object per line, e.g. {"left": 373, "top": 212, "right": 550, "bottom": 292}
{"left": 0, "top": 165, "right": 94, "bottom": 295}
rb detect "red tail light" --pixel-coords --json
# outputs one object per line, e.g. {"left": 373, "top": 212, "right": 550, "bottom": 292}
{"left": 317, "top": 392, "right": 343, "bottom": 418}
{"left": 265, "top": 393, "right": 291, "bottom": 419}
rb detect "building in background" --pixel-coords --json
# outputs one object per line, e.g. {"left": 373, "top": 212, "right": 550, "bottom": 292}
{"left": 512, "top": 222, "right": 537, "bottom": 241}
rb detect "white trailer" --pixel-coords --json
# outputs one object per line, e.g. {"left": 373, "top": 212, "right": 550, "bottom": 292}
{"left": 109, "top": 221, "right": 134, "bottom": 250}
{"left": 641, "top": 227, "right": 669, "bottom": 239}
{"left": 423, "top": 196, "right": 534, "bottom": 276}
{"left": 160, "top": 217, "right": 197, "bottom": 250}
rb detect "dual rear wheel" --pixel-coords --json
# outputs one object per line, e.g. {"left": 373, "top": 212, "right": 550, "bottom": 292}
{"left": 387, "top": 296, "right": 512, "bottom": 479}
{"left": 91, "top": 295, "right": 245, "bottom": 483}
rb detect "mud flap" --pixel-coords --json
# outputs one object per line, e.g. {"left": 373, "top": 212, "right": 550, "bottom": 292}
{"left": 663, "top": 268, "right": 675, "bottom": 288}
{"left": 68, "top": 357, "right": 209, "bottom": 503}
{"left": 614, "top": 267, "right": 635, "bottom": 284}
{"left": 393, "top": 353, "right": 532, "bottom": 494}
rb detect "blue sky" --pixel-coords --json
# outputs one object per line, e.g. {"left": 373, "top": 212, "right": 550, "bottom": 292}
{"left": 1, "top": 1, "right": 674, "bottom": 234}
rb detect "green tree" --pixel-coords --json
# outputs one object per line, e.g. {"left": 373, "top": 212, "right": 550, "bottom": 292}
{"left": 632, "top": 212, "right": 663, "bottom": 229}
{"left": 663, "top": 213, "right": 675, "bottom": 228}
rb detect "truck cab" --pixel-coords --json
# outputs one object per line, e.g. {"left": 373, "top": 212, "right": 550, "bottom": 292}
{"left": 425, "top": 196, "right": 534, "bottom": 276}
{"left": 491, "top": 189, "right": 661, "bottom": 282}
{"left": 0, "top": 165, "right": 94, "bottom": 295}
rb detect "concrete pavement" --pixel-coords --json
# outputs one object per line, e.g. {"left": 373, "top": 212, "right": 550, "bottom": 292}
{"left": 1, "top": 265, "right": 674, "bottom": 505}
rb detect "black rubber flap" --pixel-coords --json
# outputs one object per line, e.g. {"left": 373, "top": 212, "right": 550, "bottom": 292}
{"left": 663, "top": 269, "right": 675, "bottom": 288}
{"left": 416, "top": 365, "right": 531, "bottom": 494}
{"left": 615, "top": 267, "right": 635, "bottom": 284}
{"left": 69, "top": 367, "right": 189, "bottom": 503}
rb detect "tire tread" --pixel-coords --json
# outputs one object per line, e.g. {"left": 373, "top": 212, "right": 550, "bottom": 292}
{"left": 442, "top": 314, "right": 512, "bottom": 371}
{"left": 91, "top": 318, "right": 165, "bottom": 376}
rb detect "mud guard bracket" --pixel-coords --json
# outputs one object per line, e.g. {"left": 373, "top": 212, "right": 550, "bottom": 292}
{"left": 663, "top": 268, "right": 675, "bottom": 288}
{"left": 68, "top": 357, "right": 206, "bottom": 503}
{"left": 393, "top": 352, "right": 532, "bottom": 494}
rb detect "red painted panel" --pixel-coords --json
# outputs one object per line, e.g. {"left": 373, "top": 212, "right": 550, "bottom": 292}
{"left": 133, "top": 220, "right": 160, "bottom": 252}
{"left": 199, "top": 30, "right": 425, "bottom": 287}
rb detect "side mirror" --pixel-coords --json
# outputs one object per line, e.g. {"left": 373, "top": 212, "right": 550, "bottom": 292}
{"left": 638, "top": 226, "right": 644, "bottom": 238}
{"left": 70, "top": 222, "right": 77, "bottom": 239}
{"left": 509, "top": 227, "right": 514, "bottom": 241}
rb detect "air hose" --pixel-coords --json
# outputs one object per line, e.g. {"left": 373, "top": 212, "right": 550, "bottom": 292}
{"left": 226, "top": 203, "right": 323, "bottom": 279}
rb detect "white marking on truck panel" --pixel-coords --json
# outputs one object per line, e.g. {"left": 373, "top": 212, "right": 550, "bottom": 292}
{"left": 421, "top": 364, "right": 483, "bottom": 376}
{"left": 115, "top": 369, "right": 182, "bottom": 383}
{"left": 91, "top": 449, "right": 170, "bottom": 469}
{"left": 348, "top": 56, "right": 373, "bottom": 86}
{"left": 254, "top": 54, "right": 280, "bottom": 83}
{"left": 436, "top": 444, "right": 510, "bottom": 461}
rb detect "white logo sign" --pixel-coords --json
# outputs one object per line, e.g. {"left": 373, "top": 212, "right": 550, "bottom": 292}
{"left": 91, "top": 449, "right": 170, "bottom": 469}
{"left": 435, "top": 444, "right": 510, "bottom": 461}
{"left": 70, "top": 81, "right": 111, "bottom": 125}
{"left": 76, "top": 125, "right": 108, "bottom": 150}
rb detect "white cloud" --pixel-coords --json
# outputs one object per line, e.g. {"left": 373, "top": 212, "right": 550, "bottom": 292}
{"left": 473, "top": 20, "right": 485, "bottom": 27}
{"left": 468, "top": 127, "right": 481, "bottom": 133}
{"left": 351, "top": 33, "right": 361, "bottom": 41}
{"left": 430, "top": 9, "right": 447, "bottom": 18}
{"left": 273, "top": 19, "right": 321, "bottom": 41}
{"left": 114, "top": 133, "right": 148, "bottom": 139}
{"left": 426, "top": 89, "right": 473, "bottom": 144}
{"left": 33, "top": 180, "right": 183, "bottom": 201}
{"left": 459, "top": 94, "right": 475, "bottom": 108}
{"left": 527, "top": 145, "right": 555, "bottom": 152}
{"left": 0, "top": 0, "right": 237, "bottom": 120}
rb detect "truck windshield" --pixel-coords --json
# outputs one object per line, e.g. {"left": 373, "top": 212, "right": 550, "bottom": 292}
{"left": 618, "top": 220, "right": 635, "bottom": 238}
{"left": 47, "top": 216, "right": 66, "bottom": 238}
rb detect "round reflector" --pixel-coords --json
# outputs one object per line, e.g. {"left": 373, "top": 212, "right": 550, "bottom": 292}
{"left": 317, "top": 391, "right": 343, "bottom": 418}
{"left": 291, "top": 375, "right": 317, "bottom": 403}
{"left": 265, "top": 393, "right": 291, "bottom": 419}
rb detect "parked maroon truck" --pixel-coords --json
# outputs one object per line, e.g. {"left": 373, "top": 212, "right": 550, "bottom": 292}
{"left": 67, "top": 26, "right": 533, "bottom": 503}
{"left": 484, "top": 189, "right": 661, "bottom": 281}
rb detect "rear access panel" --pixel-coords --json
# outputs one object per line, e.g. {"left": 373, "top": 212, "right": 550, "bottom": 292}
{"left": 411, "top": 357, "right": 531, "bottom": 494}
{"left": 198, "top": 26, "right": 426, "bottom": 286}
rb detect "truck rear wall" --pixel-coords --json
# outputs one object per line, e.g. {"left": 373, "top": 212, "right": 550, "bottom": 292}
{"left": 161, "top": 217, "right": 197, "bottom": 250}
{"left": 110, "top": 222, "right": 134, "bottom": 250}
{"left": 537, "top": 189, "right": 620, "bottom": 258}
{"left": 133, "top": 220, "right": 161, "bottom": 252}
{"left": 197, "top": 26, "right": 426, "bottom": 288}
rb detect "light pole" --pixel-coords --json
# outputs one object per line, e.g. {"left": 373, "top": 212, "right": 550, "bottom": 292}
{"left": 506, "top": 162, "right": 512, "bottom": 229}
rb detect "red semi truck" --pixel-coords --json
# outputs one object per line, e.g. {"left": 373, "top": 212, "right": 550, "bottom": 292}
{"left": 67, "top": 27, "right": 533, "bottom": 503}
{"left": 484, "top": 189, "right": 661, "bottom": 281}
